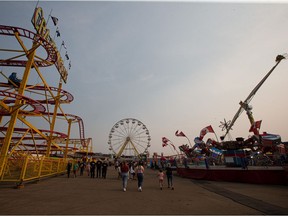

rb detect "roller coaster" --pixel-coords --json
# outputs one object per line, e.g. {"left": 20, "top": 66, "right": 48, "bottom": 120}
{"left": 0, "top": 8, "right": 90, "bottom": 187}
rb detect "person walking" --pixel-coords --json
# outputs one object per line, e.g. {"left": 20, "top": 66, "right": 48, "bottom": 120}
{"left": 90, "top": 159, "right": 96, "bottom": 178}
{"left": 86, "top": 162, "right": 91, "bottom": 176}
{"left": 79, "top": 161, "right": 85, "bottom": 176}
{"left": 129, "top": 163, "right": 135, "bottom": 180}
{"left": 120, "top": 161, "right": 129, "bottom": 192}
{"left": 67, "top": 161, "right": 72, "bottom": 178}
{"left": 102, "top": 159, "right": 108, "bottom": 179}
{"left": 157, "top": 169, "right": 165, "bottom": 190}
{"left": 115, "top": 160, "right": 119, "bottom": 170}
{"left": 135, "top": 162, "right": 145, "bottom": 192}
{"left": 96, "top": 159, "right": 102, "bottom": 178}
{"left": 166, "top": 163, "right": 174, "bottom": 190}
{"left": 73, "top": 162, "right": 79, "bottom": 178}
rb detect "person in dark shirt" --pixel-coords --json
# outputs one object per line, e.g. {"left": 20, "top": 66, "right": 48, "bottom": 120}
{"left": 90, "top": 159, "right": 96, "bottom": 178}
{"left": 102, "top": 159, "right": 108, "bottom": 179}
{"left": 96, "top": 159, "right": 102, "bottom": 178}
{"left": 79, "top": 161, "right": 85, "bottom": 176}
{"left": 67, "top": 161, "right": 72, "bottom": 178}
{"left": 8, "top": 72, "right": 22, "bottom": 87}
{"left": 166, "top": 163, "right": 174, "bottom": 190}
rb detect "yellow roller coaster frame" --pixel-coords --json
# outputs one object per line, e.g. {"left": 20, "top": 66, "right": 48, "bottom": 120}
{"left": 0, "top": 8, "right": 88, "bottom": 187}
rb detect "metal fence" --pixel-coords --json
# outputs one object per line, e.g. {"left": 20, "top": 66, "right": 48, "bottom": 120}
{"left": 0, "top": 155, "right": 68, "bottom": 185}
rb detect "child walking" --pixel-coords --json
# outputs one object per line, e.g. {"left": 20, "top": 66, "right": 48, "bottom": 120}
{"left": 157, "top": 169, "right": 165, "bottom": 190}
{"left": 129, "top": 164, "right": 135, "bottom": 180}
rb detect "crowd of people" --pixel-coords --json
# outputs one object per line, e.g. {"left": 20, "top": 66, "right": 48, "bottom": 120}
{"left": 66, "top": 158, "right": 109, "bottom": 179}
{"left": 67, "top": 158, "right": 175, "bottom": 192}
{"left": 114, "top": 159, "right": 174, "bottom": 192}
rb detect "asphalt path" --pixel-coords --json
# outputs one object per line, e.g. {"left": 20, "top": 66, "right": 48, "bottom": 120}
{"left": 0, "top": 166, "right": 287, "bottom": 215}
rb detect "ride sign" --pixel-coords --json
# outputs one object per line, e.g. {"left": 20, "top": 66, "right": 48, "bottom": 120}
{"left": 31, "top": 7, "right": 68, "bottom": 83}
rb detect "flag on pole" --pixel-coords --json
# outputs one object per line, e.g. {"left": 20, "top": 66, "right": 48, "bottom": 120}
{"left": 62, "top": 41, "right": 67, "bottom": 49}
{"left": 175, "top": 130, "right": 186, "bottom": 137}
{"left": 199, "top": 125, "right": 214, "bottom": 140}
{"left": 162, "top": 137, "right": 170, "bottom": 147}
{"left": 51, "top": 16, "right": 58, "bottom": 26}
{"left": 162, "top": 137, "right": 169, "bottom": 145}
{"left": 56, "top": 27, "right": 60, "bottom": 37}
{"left": 249, "top": 120, "right": 262, "bottom": 134}
{"left": 65, "top": 51, "right": 69, "bottom": 60}
{"left": 162, "top": 142, "right": 168, "bottom": 147}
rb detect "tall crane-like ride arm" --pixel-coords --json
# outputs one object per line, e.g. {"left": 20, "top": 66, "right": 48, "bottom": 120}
{"left": 223, "top": 54, "right": 286, "bottom": 140}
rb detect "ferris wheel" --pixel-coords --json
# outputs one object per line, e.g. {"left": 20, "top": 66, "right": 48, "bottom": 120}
{"left": 108, "top": 118, "right": 151, "bottom": 158}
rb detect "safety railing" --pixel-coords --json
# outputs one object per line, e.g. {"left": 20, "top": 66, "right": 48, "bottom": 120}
{"left": 0, "top": 155, "right": 68, "bottom": 186}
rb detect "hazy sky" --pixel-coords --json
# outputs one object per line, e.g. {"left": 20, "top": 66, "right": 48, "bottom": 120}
{"left": 1, "top": 0, "right": 288, "bottom": 156}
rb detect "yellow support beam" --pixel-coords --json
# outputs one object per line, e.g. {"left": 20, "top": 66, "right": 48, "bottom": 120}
{"left": 116, "top": 139, "right": 129, "bottom": 158}
{"left": 46, "top": 80, "right": 62, "bottom": 156}
{"left": 0, "top": 39, "right": 37, "bottom": 176}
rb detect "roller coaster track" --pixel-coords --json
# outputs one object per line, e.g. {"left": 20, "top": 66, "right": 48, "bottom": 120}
{"left": 0, "top": 83, "right": 74, "bottom": 105}
{"left": 0, "top": 127, "right": 67, "bottom": 139}
{"left": 0, "top": 90, "right": 46, "bottom": 114}
{"left": 0, "top": 25, "right": 57, "bottom": 67}
{"left": 0, "top": 85, "right": 85, "bottom": 146}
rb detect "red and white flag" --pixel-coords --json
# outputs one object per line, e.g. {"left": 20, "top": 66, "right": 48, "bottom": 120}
{"left": 162, "top": 137, "right": 176, "bottom": 150}
{"left": 175, "top": 130, "right": 186, "bottom": 137}
{"left": 162, "top": 142, "right": 168, "bottom": 147}
{"left": 162, "top": 137, "right": 169, "bottom": 147}
{"left": 249, "top": 120, "right": 262, "bottom": 134}
{"left": 199, "top": 125, "right": 214, "bottom": 140}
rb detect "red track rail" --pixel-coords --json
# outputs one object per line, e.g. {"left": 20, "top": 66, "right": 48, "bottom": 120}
{"left": 0, "top": 127, "right": 68, "bottom": 139}
{"left": 0, "top": 25, "right": 57, "bottom": 67}
{"left": 0, "top": 83, "right": 85, "bottom": 147}
{"left": 0, "top": 90, "right": 46, "bottom": 114}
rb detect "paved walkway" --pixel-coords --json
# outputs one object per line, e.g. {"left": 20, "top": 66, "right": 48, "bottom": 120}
{"left": 0, "top": 166, "right": 287, "bottom": 215}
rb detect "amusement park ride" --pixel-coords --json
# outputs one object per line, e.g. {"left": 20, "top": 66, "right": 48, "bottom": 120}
{"left": 178, "top": 54, "right": 287, "bottom": 160}
{"left": 222, "top": 54, "right": 287, "bottom": 140}
{"left": 108, "top": 118, "right": 151, "bottom": 160}
{"left": 0, "top": 7, "right": 90, "bottom": 186}
{"left": 176, "top": 54, "right": 288, "bottom": 185}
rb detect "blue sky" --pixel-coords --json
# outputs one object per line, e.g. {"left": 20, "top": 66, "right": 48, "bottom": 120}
{"left": 1, "top": 0, "right": 288, "bottom": 156}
